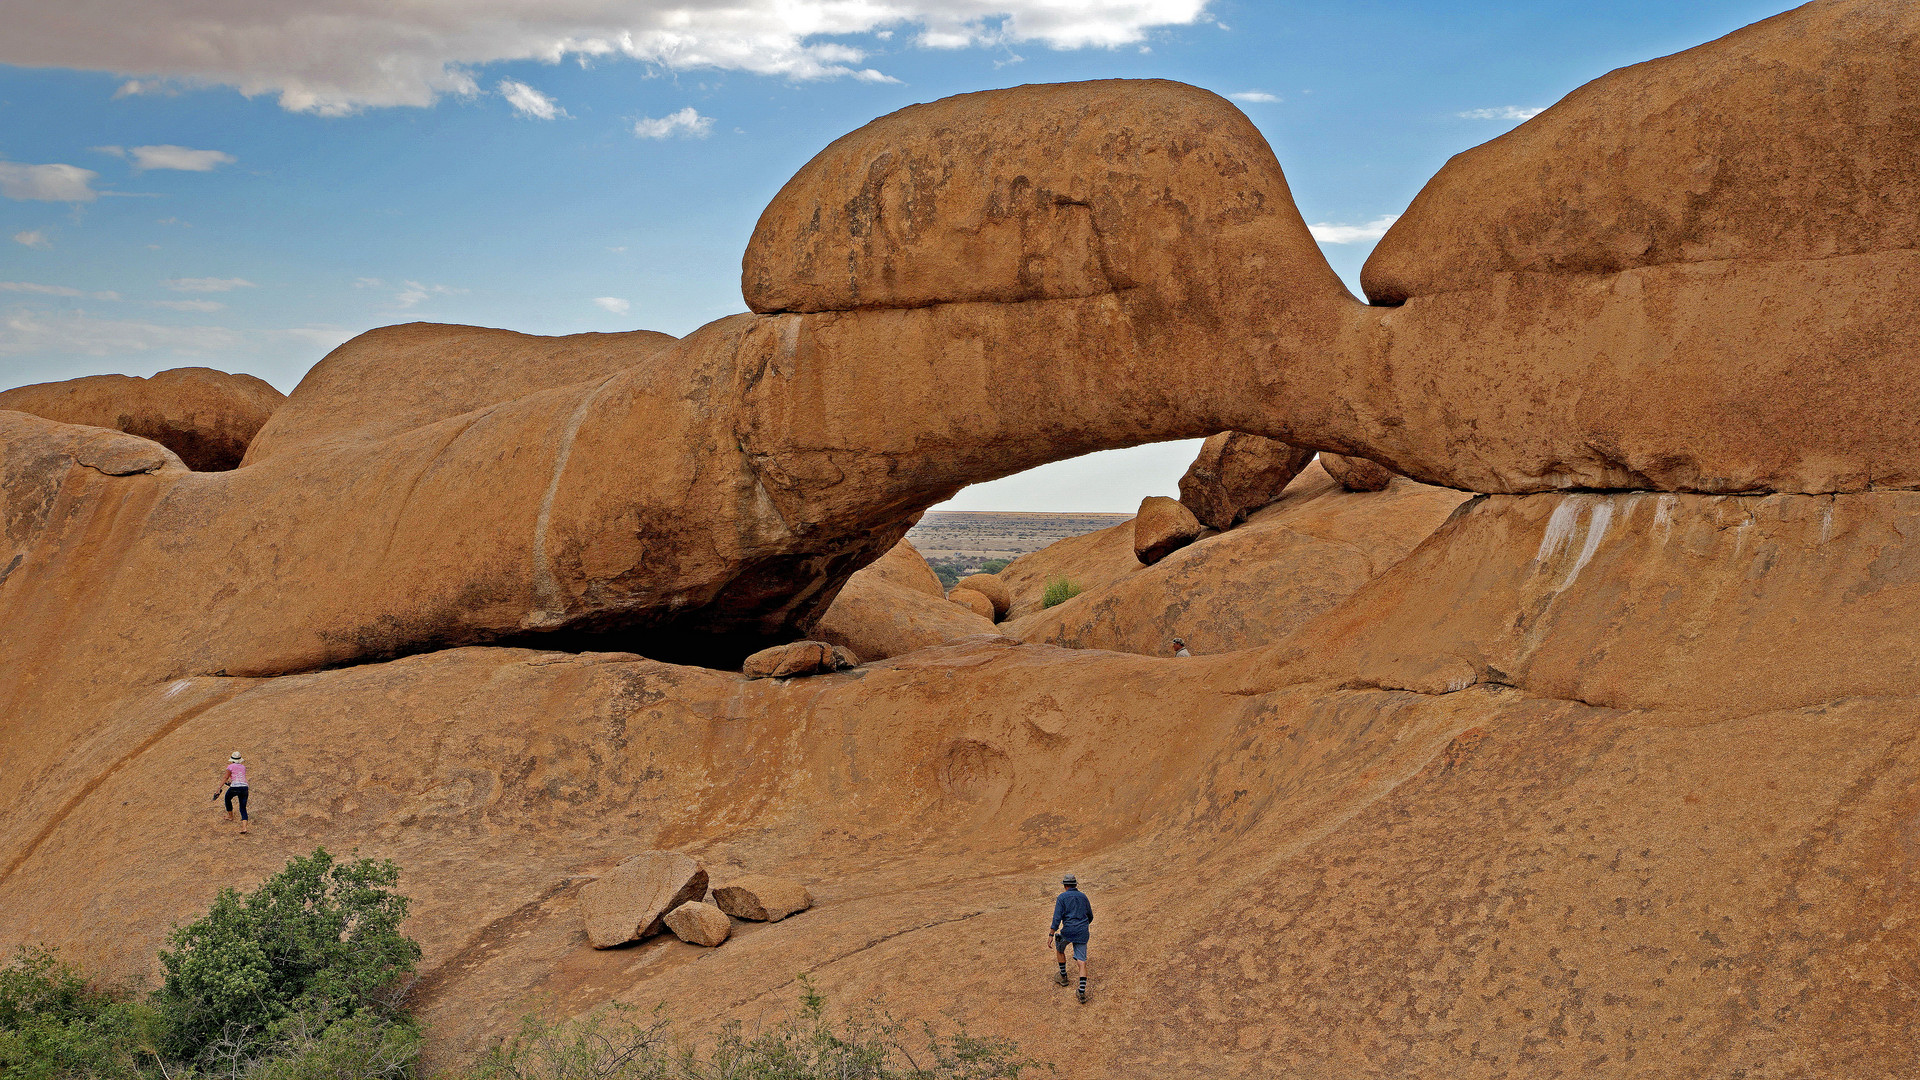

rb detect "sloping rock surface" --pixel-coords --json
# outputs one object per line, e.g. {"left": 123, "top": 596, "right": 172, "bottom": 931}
{"left": 1008, "top": 463, "right": 1469, "bottom": 655}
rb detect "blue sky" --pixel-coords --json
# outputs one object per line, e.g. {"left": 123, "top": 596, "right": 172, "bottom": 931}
{"left": 1, "top": 0, "right": 1796, "bottom": 510}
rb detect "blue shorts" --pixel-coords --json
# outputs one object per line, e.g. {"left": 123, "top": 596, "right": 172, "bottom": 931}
{"left": 1056, "top": 936, "right": 1087, "bottom": 961}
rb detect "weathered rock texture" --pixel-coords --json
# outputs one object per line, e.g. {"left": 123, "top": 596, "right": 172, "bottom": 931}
{"left": 661, "top": 901, "right": 732, "bottom": 947}
{"left": 1009, "top": 462, "right": 1468, "bottom": 655}
{"left": 814, "top": 540, "right": 996, "bottom": 660}
{"left": 1132, "top": 496, "right": 1202, "bottom": 565}
{"left": 0, "top": 367, "right": 283, "bottom": 470}
{"left": 741, "top": 641, "right": 858, "bottom": 679}
{"left": 711, "top": 875, "right": 813, "bottom": 922}
{"left": 4, "top": 8, "right": 1920, "bottom": 1079}
{"left": 946, "top": 587, "right": 996, "bottom": 621}
{"left": 1319, "top": 453, "right": 1395, "bottom": 492}
{"left": 1178, "top": 433, "right": 1316, "bottom": 530}
{"left": 579, "top": 852, "right": 708, "bottom": 948}
{"left": 953, "top": 574, "right": 1010, "bottom": 620}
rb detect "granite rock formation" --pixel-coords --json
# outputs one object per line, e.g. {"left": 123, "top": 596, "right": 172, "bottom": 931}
{"left": 813, "top": 539, "right": 997, "bottom": 660}
{"left": 946, "top": 587, "right": 997, "bottom": 621}
{"left": 0, "top": 367, "right": 283, "bottom": 471}
{"left": 1008, "top": 462, "right": 1468, "bottom": 655}
{"left": 1131, "top": 496, "right": 1203, "bottom": 565}
{"left": 661, "top": 901, "right": 732, "bottom": 947}
{"left": 2, "top": 4, "right": 1918, "bottom": 1078}
{"left": 1178, "top": 432, "right": 1316, "bottom": 530}
{"left": 1319, "top": 452, "right": 1396, "bottom": 492}
{"left": 579, "top": 852, "right": 708, "bottom": 948}
{"left": 711, "top": 875, "right": 813, "bottom": 923}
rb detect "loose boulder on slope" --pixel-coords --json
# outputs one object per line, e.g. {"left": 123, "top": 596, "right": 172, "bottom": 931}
{"left": 579, "top": 852, "right": 709, "bottom": 948}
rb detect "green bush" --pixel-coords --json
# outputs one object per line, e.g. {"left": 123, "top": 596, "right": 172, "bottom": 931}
{"left": 0, "top": 945, "right": 156, "bottom": 1080}
{"left": 1039, "top": 577, "right": 1081, "bottom": 609}
{"left": 976, "top": 560, "right": 1011, "bottom": 575}
{"left": 476, "top": 979, "right": 1045, "bottom": 1080}
{"left": 156, "top": 848, "right": 422, "bottom": 1063}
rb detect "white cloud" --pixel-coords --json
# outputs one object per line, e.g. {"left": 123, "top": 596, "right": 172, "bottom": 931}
{"left": 128, "top": 145, "right": 237, "bottom": 172}
{"left": 0, "top": 309, "right": 245, "bottom": 358}
{"left": 152, "top": 298, "right": 227, "bottom": 312}
{"left": 14, "top": 230, "right": 52, "bottom": 250}
{"left": 498, "top": 79, "right": 566, "bottom": 119}
{"left": 1308, "top": 214, "right": 1400, "bottom": 244}
{"left": 633, "top": 107, "right": 713, "bottom": 139}
{"left": 164, "top": 276, "right": 257, "bottom": 292}
{"left": 0, "top": 282, "right": 121, "bottom": 301}
{"left": 113, "top": 79, "right": 178, "bottom": 98}
{"left": 0, "top": 161, "right": 99, "bottom": 202}
{"left": 593, "top": 296, "right": 630, "bottom": 314}
{"left": 1458, "top": 105, "right": 1545, "bottom": 121}
{"left": 0, "top": 2, "right": 1209, "bottom": 114}
{"left": 1229, "top": 90, "right": 1278, "bottom": 103}
{"left": 392, "top": 280, "right": 463, "bottom": 308}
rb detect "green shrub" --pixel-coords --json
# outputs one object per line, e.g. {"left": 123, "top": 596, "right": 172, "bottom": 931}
{"left": 976, "top": 560, "right": 1011, "bottom": 575}
{"left": 0, "top": 945, "right": 155, "bottom": 1080}
{"left": 1040, "top": 577, "right": 1081, "bottom": 609}
{"left": 476, "top": 979, "right": 1045, "bottom": 1080}
{"left": 156, "top": 848, "right": 421, "bottom": 1063}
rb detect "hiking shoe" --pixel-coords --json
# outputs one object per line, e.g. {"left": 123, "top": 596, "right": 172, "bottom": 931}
{"left": 1077, "top": 985, "right": 1087, "bottom": 1003}
{"left": 1056, "top": 970, "right": 1069, "bottom": 987}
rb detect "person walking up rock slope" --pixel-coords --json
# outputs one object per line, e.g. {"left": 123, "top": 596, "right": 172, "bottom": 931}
{"left": 1050, "top": 873, "right": 1093, "bottom": 1002}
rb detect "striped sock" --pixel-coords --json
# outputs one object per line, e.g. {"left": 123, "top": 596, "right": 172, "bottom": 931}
{"left": 1058, "top": 962, "right": 1067, "bottom": 975}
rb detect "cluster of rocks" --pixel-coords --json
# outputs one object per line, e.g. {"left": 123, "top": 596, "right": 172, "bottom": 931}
{"left": 580, "top": 852, "right": 812, "bottom": 950}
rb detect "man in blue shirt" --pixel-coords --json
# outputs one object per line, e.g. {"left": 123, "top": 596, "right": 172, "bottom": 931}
{"left": 1050, "top": 873, "right": 1094, "bottom": 1002}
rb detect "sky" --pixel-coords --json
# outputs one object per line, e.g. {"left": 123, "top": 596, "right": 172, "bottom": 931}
{"left": 1, "top": 0, "right": 1798, "bottom": 511}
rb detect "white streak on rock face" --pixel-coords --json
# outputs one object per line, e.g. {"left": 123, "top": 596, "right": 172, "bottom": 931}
{"left": 1536, "top": 498, "right": 1584, "bottom": 565}
{"left": 162, "top": 679, "right": 191, "bottom": 700}
{"left": 1653, "top": 494, "right": 1676, "bottom": 541}
{"left": 1819, "top": 503, "right": 1834, "bottom": 545}
{"left": 1562, "top": 501, "right": 1613, "bottom": 589}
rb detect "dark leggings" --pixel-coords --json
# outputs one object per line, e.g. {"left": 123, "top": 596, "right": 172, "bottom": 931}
{"left": 224, "top": 786, "right": 249, "bottom": 820}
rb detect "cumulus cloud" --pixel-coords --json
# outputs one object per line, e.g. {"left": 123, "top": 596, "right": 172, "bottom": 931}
{"left": 14, "top": 230, "right": 52, "bottom": 249}
{"left": 164, "top": 276, "right": 256, "bottom": 292}
{"left": 1308, "top": 214, "right": 1399, "bottom": 244}
{"left": 1228, "top": 90, "right": 1278, "bottom": 103}
{"left": 1458, "top": 105, "right": 1545, "bottom": 121}
{"left": 152, "top": 298, "right": 227, "bottom": 312}
{"left": 0, "top": 282, "right": 122, "bottom": 301}
{"left": 593, "top": 296, "right": 630, "bottom": 314}
{"left": 633, "top": 107, "right": 714, "bottom": 139}
{"left": 498, "top": 79, "right": 566, "bottom": 119}
{"left": 1, "top": 2, "right": 1209, "bottom": 115}
{"left": 0, "top": 161, "right": 99, "bottom": 202}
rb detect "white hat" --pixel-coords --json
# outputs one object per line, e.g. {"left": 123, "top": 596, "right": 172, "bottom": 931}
{"left": 229, "top": 751, "right": 242, "bottom": 761}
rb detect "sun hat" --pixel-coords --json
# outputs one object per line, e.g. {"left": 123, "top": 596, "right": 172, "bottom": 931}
{"left": 229, "top": 751, "right": 242, "bottom": 761}
{"left": 1062, "top": 873, "right": 1077, "bottom": 887}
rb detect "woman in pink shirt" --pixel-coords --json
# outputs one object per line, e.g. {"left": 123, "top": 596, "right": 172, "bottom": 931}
{"left": 218, "top": 751, "right": 249, "bottom": 834}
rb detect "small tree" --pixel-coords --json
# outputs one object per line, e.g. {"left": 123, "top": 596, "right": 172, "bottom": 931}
{"left": 156, "top": 847, "right": 421, "bottom": 1061}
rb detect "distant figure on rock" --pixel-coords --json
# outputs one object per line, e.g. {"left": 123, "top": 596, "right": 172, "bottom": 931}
{"left": 217, "top": 751, "right": 249, "bottom": 835}
{"left": 1171, "top": 638, "right": 1192, "bottom": 658}
{"left": 1050, "top": 873, "right": 1093, "bottom": 1002}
